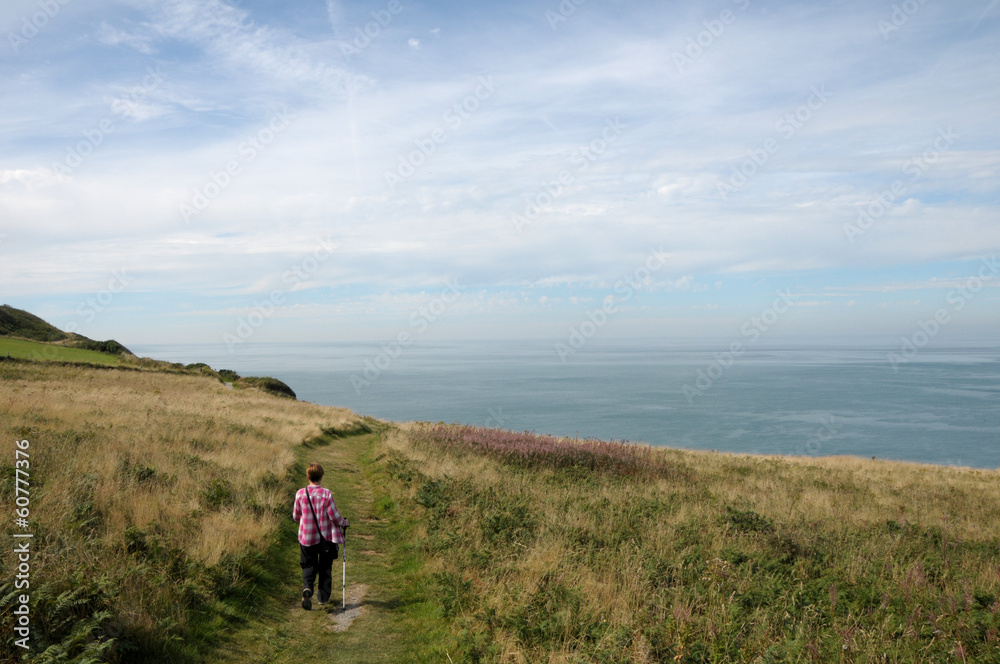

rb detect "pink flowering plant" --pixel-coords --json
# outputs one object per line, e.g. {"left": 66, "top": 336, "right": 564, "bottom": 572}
{"left": 411, "top": 423, "right": 682, "bottom": 480}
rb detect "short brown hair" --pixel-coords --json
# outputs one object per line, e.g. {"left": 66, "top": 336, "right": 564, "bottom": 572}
{"left": 307, "top": 463, "right": 324, "bottom": 482}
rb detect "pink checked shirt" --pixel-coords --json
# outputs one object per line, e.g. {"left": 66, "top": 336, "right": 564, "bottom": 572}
{"left": 293, "top": 485, "right": 348, "bottom": 546}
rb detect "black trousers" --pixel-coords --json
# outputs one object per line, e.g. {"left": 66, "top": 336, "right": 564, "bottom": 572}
{"left": 300, "top": 542, "right": 337, "bottom": 603}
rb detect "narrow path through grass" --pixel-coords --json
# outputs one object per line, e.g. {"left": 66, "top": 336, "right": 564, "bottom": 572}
{"left": 219, "top": 430, "right": 450, "bottom": 664}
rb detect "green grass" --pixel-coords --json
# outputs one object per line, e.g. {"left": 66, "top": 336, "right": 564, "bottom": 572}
{"left": 217, "top": 429, "right": 455, "bottom": 664}
{"left": 0, "top": 337, "right": 119, "bottom": 365}
{"left": 370, "top": 423, "right": 1000, "bottom": 663}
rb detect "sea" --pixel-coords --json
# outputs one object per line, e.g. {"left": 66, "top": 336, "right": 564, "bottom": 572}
{"left": 129, "top": 341, "right": 1000, "bottom": 470}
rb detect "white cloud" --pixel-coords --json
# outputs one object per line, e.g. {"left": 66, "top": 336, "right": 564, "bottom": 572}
{"left": 0, "top": 168, "right": 60, "bottom": 188}
{"left": 143, "top": 0, "right": 358, "bottom": 95}
{"left": 325, "top": 0, "right": 342, "bottom": 28}
{"left": 96, "top": 22, "right": 156, "bottom": 54}
{"left": 2, "top": 0, "right": 998, "bottom": 341}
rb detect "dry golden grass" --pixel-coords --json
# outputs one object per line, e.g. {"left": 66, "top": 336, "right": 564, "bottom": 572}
{"left": 0, "top": 360, "right": 362, "bottom": 661}
{"left": 2, "top": 362, "right": 354, "bottom": 559}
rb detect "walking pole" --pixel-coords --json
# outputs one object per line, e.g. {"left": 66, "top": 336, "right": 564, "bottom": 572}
{"left": 342, "top": 525, "right": 348, "bottom": 611}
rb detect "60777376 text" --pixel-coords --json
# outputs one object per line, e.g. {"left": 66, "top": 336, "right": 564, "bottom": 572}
{"left": 12, "top": 438, "right": 32, "bottom": 650}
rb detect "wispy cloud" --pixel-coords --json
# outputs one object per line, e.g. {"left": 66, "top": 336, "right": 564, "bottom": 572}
{"left": 96, "top": 22, "right": 156, "bottom": 54}
{"left": 1, "top": 0, "right": 998, "bottom": 342}
{"left": 325, "top": 0, "right": 343, "bottom": 29}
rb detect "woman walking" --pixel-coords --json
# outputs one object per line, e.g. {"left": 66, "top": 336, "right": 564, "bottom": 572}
{"left": 292, "top": 462, "right": 349, "bottom": 609}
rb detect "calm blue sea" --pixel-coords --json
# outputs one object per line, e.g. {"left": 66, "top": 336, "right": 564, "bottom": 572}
{"left": 130, "top": 341, "right": 1000, "bottom": 469}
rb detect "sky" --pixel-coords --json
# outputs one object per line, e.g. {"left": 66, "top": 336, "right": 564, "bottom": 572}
{"left": 1, "top": 0, "right": 998, "bottom": 348}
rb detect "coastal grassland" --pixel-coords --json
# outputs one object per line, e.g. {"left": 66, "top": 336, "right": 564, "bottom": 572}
{"left": 3, "top": 354, "right": 1000, "bottom": 664}
{"left": 217, "top": 429, "right": 457, "bottom": 664}
{"left": 0, "top": 360, "right": 360, "bottom": 663}
{"left": 0, "top": 337, "right": 119, "bottom": 366}
{"left": 376, "top": 424, "right": 1000, "bottom": 663}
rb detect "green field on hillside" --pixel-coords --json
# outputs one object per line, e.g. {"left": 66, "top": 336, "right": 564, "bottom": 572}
{"left": 0, "top": 337, "right": 118, "bottom": 365}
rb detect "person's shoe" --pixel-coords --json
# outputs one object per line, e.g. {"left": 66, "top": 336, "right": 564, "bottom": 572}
{"left": 301, "top": 588, "right": 312, "bottom": 610}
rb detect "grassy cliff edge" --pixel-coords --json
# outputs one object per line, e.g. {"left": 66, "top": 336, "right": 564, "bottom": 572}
{"left": 0, "top": 360, "right": 359, "bottom": 662}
